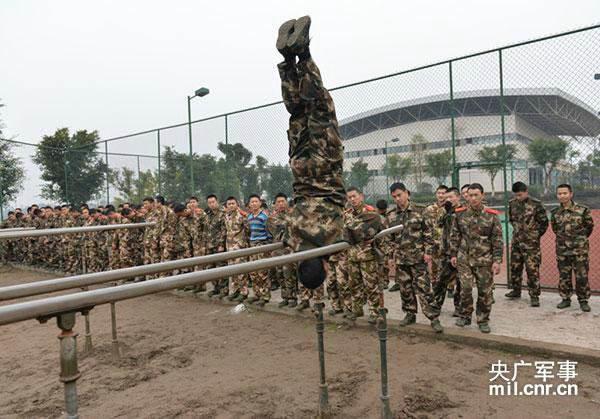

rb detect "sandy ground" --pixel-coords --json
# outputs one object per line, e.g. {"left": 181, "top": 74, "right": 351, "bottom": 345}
{"left": 1, "top": 267, "right": 600, "bottom": 418}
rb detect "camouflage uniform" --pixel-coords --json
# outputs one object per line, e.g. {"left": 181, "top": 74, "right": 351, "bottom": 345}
{"left": 205, "top": 207, "right": 227, "bottom": 293}
{"left": 432, "top": 203, "right": 461, "bottom": 312}
{"left": 508, "top": 197, "right": 548, "bottom": 297}
{"left": 248, "top": 210, "right": 273, "bottom": 302}
{"left": 226, "top": 208, "right": 249, "bottom": 297}
{"left": 267, "top": 208, "right": 297, "bottom": 302}
{"left": 377, "top": 212, "right": 393, "bottom": 289}
{"left": 64, "top": 215, "right": 83, "bottom": 274}
{"left": 278, "top": 55, "right": 345, "bottom": 252}
{"left": 550, "top": 201, "right": 594, "bottom": 303}
{"left": 387, "top": 202, "right": 440, "bottom": 321}
{"left": 325, "top": 249, "right": 349, "bottom": 312}
{"left": 345, "top": 203, "right": 384, "bottom": 317}
{"left": 160, "top": 209, "right": 178, "bottom": 273}
{"left": 118, "top": 217, "right": 142, "bottom": 269}
{"left": 143, "top": 206, "right": 163, "bottom": 269}
{"left": 109, "top": 218, "right": 122, "bottom": 271}
{"left": 83, "top": 217, "right": 99, "bottom": 273}
{"left": 450, "top": 205, "right": 503, "bottom": 324}
{"left": 424, "top": 202, "right": 446, "bottom": 285}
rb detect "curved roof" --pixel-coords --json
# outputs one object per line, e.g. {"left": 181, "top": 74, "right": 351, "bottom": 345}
{"left": 339, "top": 88, "right": 600, "bottom": 140}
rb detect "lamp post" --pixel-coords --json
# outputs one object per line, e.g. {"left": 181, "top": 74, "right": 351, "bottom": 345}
{"left": 384, "top": 138, "right": 399, "bottom": 194}
{"left": 187, "top": 87, "right": 210, "bottom": 195}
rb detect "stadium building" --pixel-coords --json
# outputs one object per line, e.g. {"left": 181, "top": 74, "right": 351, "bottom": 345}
{"left": 339, "top": 88, "right": 600, "bottom": 195}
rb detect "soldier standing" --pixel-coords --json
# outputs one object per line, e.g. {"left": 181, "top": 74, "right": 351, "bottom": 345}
{"left": 450, "top": 183, "right": 503, "bottom": 333}
{"left": 267, "top": 193, "right": 299, "bottom": 308}
{"left": 246, "top": 194, "right": 273, "bottom": 307}
{"left": 505, "top": 182, "right": 549, "bottom": 306}
{"left": 551, "top": 184, "right": 594, "bottom": 312}
{"left": 224, "top": 196, "right": 249, "bottom": 302}
{"left": 205, "top": 194, "right": 227, "bottom": 296}
{"left": 424, "top": 185, "right": 448, "bottom": 286}
{"left": 375, "top": 199, "right": 394, "bottom": 291}
{"left": 387, "top": 183, "right": 443, "bottom": 333}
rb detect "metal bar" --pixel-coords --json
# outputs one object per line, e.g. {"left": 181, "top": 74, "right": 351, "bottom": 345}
{"left": 56, "top": 312, "right": 80, "bottom": 419}
{"left": 498, "top": 49, "right": 512, "bottom": 288}
{"left": 64, "top": 149, "right": 69, "bottom": 204}
{"left": 157, "top": 130, "right": 161, "bottom": 195}
{"left": 187, "top": 96, "right": 195, "bottom": 195}
{"left": 0, "top": 227, "right": 36, "bottom": 232}
{"left": 136, "top": 155, "right": 141, "bottom": 202}
{"left": 81, "top": 254, "right": 93, "bottom": 352}
{"left": 378, "top": 308, "right": 392, "bottom": 419}
{"left": 110, "top": 301, "right": 120, "bottom": 361}
{"left": 0, "top": 242, "right": 284, "bottom": 301}
{"left": 315, "top": 302, "right": 330, "bottom": 418}
{"left": 0, "top": 222, "right": 154, "bottom": 240}
{"left": 0, "top": 225, "right": 402, "bottom": 326}
{"left": 449, "top": 61, "right": 458, "bottom": 187}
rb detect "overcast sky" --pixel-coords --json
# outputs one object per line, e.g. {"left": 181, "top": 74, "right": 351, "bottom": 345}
{"left": 1, "top": 0, "right": 599, "bottom": 207}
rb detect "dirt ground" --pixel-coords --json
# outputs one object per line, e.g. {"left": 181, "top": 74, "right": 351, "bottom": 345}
{"left": 1, "top": 267, "right": 600, "bottom": 418}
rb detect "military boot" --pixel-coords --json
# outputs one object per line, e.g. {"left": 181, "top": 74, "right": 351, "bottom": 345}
{"left": 276, "top": 19, "right": 296, "bottom": 55}
{"left": 234, "top": 293, "right": 247, "bottom": 303}
{"left": 455, "top": 317, "right": 471, "bottom": 327}
{"left": 557, "top": 299, "right": 571, "bottom": 309}
{"left": 530, "top": 297, "right": 540, "bottom": 307}
{"left": 367, "top": 314, "right": 378, "bottom": 325}
{"left": 388, "top": 283, "right": 400, "bottom": 292}
{"left": 431, "top": 319, "right": 444, "bottom": 333}
{"left": 296, "top": 300, "right": 310, "bottom": 311}
{"left": 505, "top": 290, "right": 521, "bottom": 299}
{"left": 278, "top": 299, "right": 289, "bottom": 308}
{"left": 227, "top": 291, "right": 240, "bottom": 302}
{"left": 399, "top": 313, "right": 416, "bottom": 327}
{"left": 246, "top": 296, "right": 259, "bottom": 304}
{"left": 288, "top": 299, "right": 298, "bottom": 308}
{"left": 478, "top": 323, "right": 491, "bottom": 334}
{"left": 328, "top": 308, "right": 343, "bottom": 316}
{"left": 287, "top": 16, "right": 311, "bottom": 55}
{"left": 580, "top": 301, "right": 591, "bottom": 312}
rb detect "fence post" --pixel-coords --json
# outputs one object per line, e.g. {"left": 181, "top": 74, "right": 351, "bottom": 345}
{"left": 104, "top": 141, "right": 110, "bottom": 205}
{"left": 81, "top": 255, "right": 93, "bottom": 353}
{"left": 110, "top": 299, "right": 120, "bottom": 361}
{"left": 64, "top": 149, "right": 69, "bottom": 204}
{"left": 498, "top": 49, "right": 511, "bottom": 287}
{"left": 157, "top": 130, "right": 162, "bottom": 195}
{"left": 449, "top": 60, "right": 458, "bottom": 187}
{"left": 56, "top": 312, "right": 81, "bottom": 419}
{"left": 314, "top": 301, "right": 330, "bottom": 418}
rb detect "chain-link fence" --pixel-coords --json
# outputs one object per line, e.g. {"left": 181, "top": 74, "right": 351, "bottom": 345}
{"left": 2, "top": 24, "right": 600, "bottom": 290}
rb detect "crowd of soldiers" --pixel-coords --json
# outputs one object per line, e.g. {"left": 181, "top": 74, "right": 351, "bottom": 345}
{"left": 0, "top": 180, "right": 594, "bottom": 334}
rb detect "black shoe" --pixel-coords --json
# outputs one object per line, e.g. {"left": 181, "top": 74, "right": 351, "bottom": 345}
{"left": 208, "top": 289, "right": 220, "bottom": 297}
{"left": 399, "top": 313, "right": 416, "bottom": 327}
{"left": 580, "top": 301, "right": 591, "bottom": 312}
{"left": 287, "top": 16, "right": 311, "bottom": 54}
{"left": 246, "top": 296, "right": 258, "bottom": 304}
{"left": 557, "top": 299, "right": 571, "bottom": 309}
{"left": 446, "top": 289, "right": 454, "bottom": 299}
{"left": 455, "top": 317, "right": 471, "bottom": 327}
{"left": 278, "top": 300, "right": 289, "bottom": 308}
{"left": 505, "top": 290, "right": 521, "bottom": 299}
{"left": 530, "top": 297, "right": 540, "bottom": 307}
{"left": 452, "top": 309, "right": 460, "bottom": 318}
{"left": 478, "top": 323, "right": 491, "bottom": 334}
{"left": 256, "top": 300, "right": 267, "bottom": 308}
{"left": 431, "top": 319, "right": 444, "bottom": 333}
{"left": 296, "top": 301, "right": 310, "bottom": 311}
{"left": 227, "top": 292, "right": 239, "bottom": 301}
{"left": 388, "top": 283, "right": 401, "bottom": 292}
{"left": 234, "top": 294, "right": 247, "bottom": 303}
{"left": 276, "top": 19, "right": 296, "bottom": 55}
{"left": 288, "top": 299, "right": 298, "bottom": 308}
{"left": 328, "top": 308, "right": 343, "bottom": 316}
{"left": 367, "top": 314, "right": 378, "bottom": 325}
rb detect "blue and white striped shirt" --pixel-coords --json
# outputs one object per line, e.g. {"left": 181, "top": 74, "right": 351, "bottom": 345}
{"left": 248, "top": 211, "right": 272, "bottom": 242}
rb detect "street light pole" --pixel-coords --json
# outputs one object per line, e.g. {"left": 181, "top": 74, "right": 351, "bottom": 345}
{"left": 384, "top": 138, "right": 399, "bottom": 195}
{"left": 187, "top": 87, "right": 210, "bottom": 196}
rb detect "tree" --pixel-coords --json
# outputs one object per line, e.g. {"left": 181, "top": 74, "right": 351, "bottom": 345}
{"left": 425, "top": 150, "right": 453, "bottom": 186}
{"left": 0, "top": 106, "right": 25, "bottom": 214}
{"left": 160, "top": 146, "right": 189, "bottom": 202}
{"left": 264, "top": 164, "right": 293, "bottom": 201}
{"left": 410, "top": 134, "right": 427, "bottom": 192}
{"left": 348, "top": 158, "right": 371, "bottom": 191}
{"left": 383, "top": 154, "right": 412, "bottom": 182}
{"left": 112, "top": 167, "right": 157, "bottom": 203}
{"left": 527, "top": 138, "right": 568, "bottom": 195}
{"left": 32, "top": 128, "right": 107, "bottom": 205}
{"left": 477, "top": 144, "right": 517, "bottom": 198}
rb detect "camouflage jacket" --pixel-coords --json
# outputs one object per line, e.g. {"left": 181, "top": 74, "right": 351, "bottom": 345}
{"left": 450, "top": 205, "right": 503, "bottom": 266}
{"left": 192, "top": 209, "right": 208, "bottom": 255}
{"left": 386, "top": 202, "right": 432, "bottom": 265}
{"left": 508, "top": 197, "right": 548, "bottom": 249}
{"left": 550, "top": 201, "right": 594, "bottom": 256}
{"left": 424, "top": 202, "right": 446, "bottom": 255}
{"left": 439, "top": 203, "right": 461, "bottom": 258}
{"left": 205, "top": 207, "right": 226, "bottom": 252}
{"left": 344, "top": 203, "right": 383, "bottom": 262}
{"left": 161, "top": 210, "right": 179, "bottom": 253}
{"left": 225, "top": 209, "right": 249, "bottom": 251}
{"left": 169, "top": 215, "right": 195, "bottom": 256}
{"left": 266, "top": 209, "right": 291, "bottom": 242}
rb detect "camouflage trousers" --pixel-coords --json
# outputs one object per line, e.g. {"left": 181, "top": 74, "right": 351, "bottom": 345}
{"left": 510, "top": 244, "right": 541, "bottom": 298}
{"left": 557, "top": 254, "right": 590, "bottom": 302}
{"left": 326, "top": 258, "right": 350, "bottom": 311}
{"left": 228, "top": 257, "right": 249, "bottom": 296}
{"left": 143, "top": 238, "right": 161, "bottom": 272}
{"left": 379, "top": 255, "right": 391, "bottom": 288}
{"left": 287, "top": 198, "right": 344, "bottom": 253}
{"left": 457, "top": 262, "right": 493, "bottom": 324}
{"left": 348, "top": 259, "right": 382, "bottom": 316}
{"left": 430, "top": 249, "right": 444, "bottom": 286}
{"left": 299, "top": 281, "right": 325, "bottom": 302}
{"left": 249, "top": 241, "right": 271, "bottom": 301}
{"left": 205, "top": 249, "right": 227, "bottom": 293}
{"left": 432, "top": 258, "right": 461, "bottom": 311}
{"left": 272, "top": 248, "right": 297, "bottom": 301}
{"left": 397, "top": 263, "right": 439, "bottom": 320}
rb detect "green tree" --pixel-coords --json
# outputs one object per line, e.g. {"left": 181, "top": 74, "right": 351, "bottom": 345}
{"left": 425, "top": 150, "right": 453, "bottom": 186}
{"left": 264, "top": 164, "right": 293, "bottom": 201}
{"left": 32, "top": 128, "right": 107, "bottom": 205}
{"left": 477, "top": 144, "right": 517, "bottom": 198}
{"left": 383, "top": 154, "right": 412, "bottom": 182}
{"left": 160, "top": 146, "right": 188, "bottom": 202}
{"left": 0, "top": 108, "right": 25, "bottom": 215}
{"left": 348, "top": 158, "right": 371, "bottom": 191}
{"left": 527, "top": 138, "right": 568, "bottom": 195}
{"left": 112, "top": 167, "right": 158, "bottom": 203}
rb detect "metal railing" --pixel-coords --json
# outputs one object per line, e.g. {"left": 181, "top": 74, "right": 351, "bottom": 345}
{"left": 0, "top": 224, "right": 402, "bottom": 419}
{"left": 0, "top": 222, "right": 153, "bottom": 240}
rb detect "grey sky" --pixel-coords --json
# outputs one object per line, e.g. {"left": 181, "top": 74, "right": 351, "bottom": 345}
{"left": 1, "top": 0, "right": 599, "bottom": 208}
